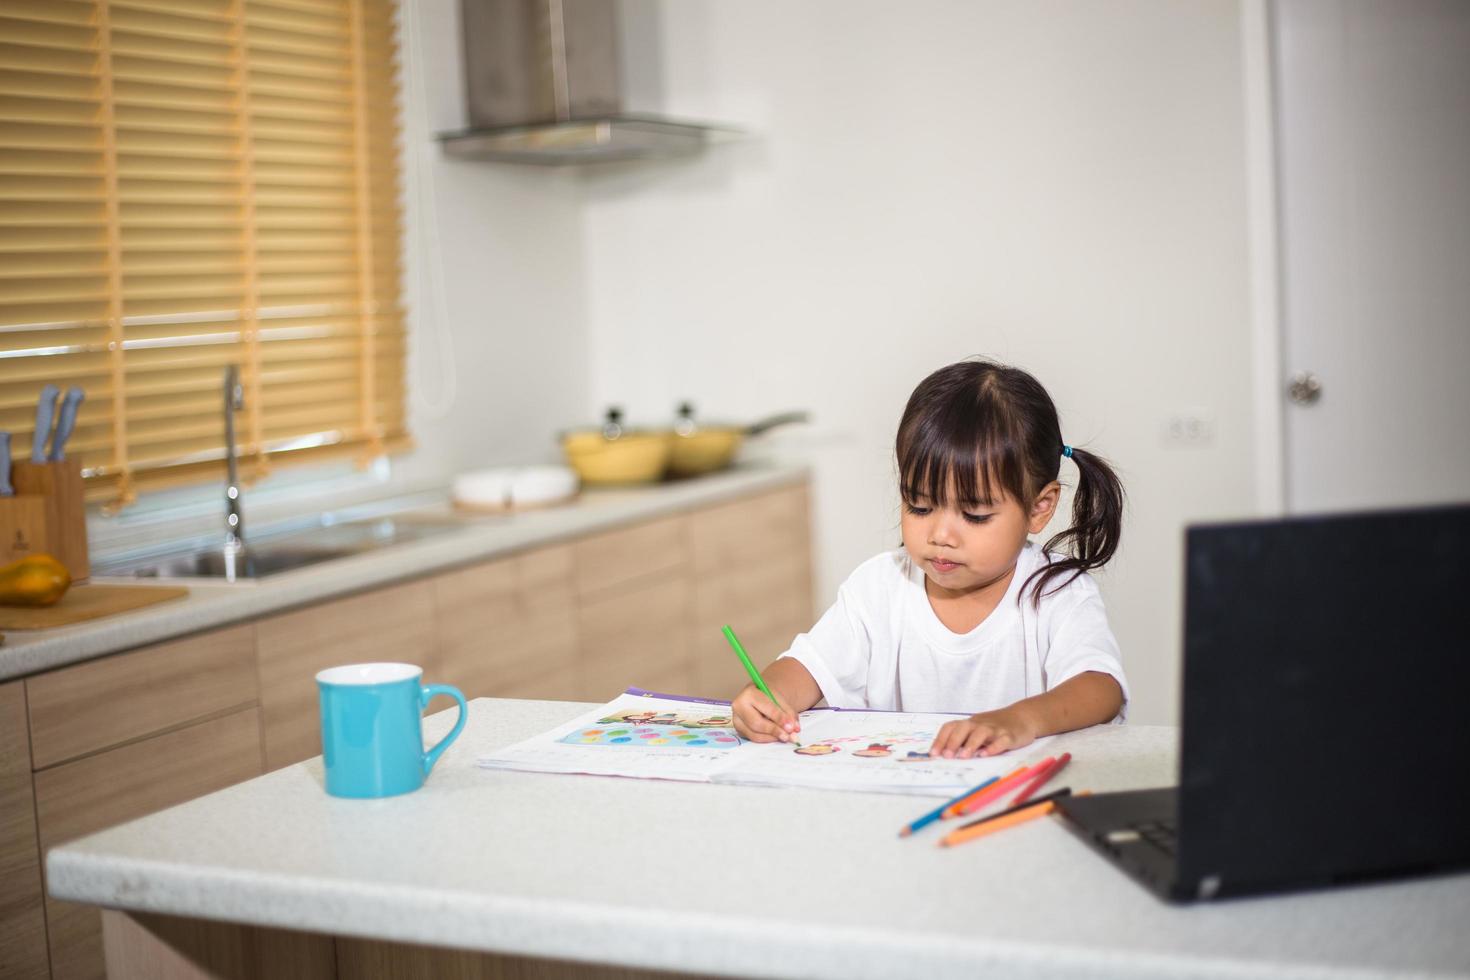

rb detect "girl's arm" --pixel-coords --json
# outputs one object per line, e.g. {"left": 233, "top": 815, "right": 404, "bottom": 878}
{"left": 732, "top": 657, "right": 823, "bottom": 743}
{"left": 929, "top": 670, "right": 1123, "bottom": 759}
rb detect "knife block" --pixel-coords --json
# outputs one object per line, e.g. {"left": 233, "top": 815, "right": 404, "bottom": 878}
{"left": 10, "top": 458, "right": 89, "bottom": 582}
{"left": 0, "top": 494, "right": 52, "bottom": 571}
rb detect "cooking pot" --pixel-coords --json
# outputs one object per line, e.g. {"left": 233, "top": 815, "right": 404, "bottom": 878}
{"left": 561, "top": 406, "right": 810, "bottom": 485}
{"left": 667, "top": 404, "right": 809, "bottom": 477}
{"left": 559, "top": 408, "right": 672, "bottom": 486}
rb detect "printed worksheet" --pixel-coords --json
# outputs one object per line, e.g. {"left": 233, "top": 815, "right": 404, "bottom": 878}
{"left": 477, "top": 690, "right": 1051, "bottom": 797}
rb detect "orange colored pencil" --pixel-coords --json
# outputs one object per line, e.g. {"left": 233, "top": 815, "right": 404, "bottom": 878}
{"left": 940, "top": 800, "right": 1058, "bottom": 847}
{"left": 951, "top": 758, "right": 1053, "bottom": 818}
{"left": 941, "top": 764, "right": 1029, "bottom": 818}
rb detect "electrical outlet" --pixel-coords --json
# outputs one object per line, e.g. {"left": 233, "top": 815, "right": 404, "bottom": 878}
{"left": 1164, "top": 410, "right": 1216, "bottom": 448}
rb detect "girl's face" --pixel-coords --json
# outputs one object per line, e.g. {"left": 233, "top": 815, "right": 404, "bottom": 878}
{"left": 900, "top": 478, "right": 1059, "bottom": 599}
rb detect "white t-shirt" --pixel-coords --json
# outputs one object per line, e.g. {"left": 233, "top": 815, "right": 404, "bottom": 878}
{"left": 780, "top": 543, "right": 1129, "bottom": 717}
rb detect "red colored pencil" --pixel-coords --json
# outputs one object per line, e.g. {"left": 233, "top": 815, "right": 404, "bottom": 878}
{"left": 1011, "top": 752, "right": 1071, "bottom": 806}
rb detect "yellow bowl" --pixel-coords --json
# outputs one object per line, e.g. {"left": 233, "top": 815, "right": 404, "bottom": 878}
{"left": 560, "top": 431, "right": 672, "bottom": 485}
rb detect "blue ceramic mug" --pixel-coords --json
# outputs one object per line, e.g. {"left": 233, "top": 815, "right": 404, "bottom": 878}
{"left": 316, "top": 663, "right": 468, "bottom": 798}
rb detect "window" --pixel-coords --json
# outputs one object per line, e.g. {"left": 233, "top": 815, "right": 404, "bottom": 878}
{"left": 0, "top": 0, "right": 408, "bottom": 507}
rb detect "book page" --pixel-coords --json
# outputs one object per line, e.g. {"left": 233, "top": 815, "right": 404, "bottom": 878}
{"left": 479, "top": 691, "right": 1052, "bottom": 797}
{"left": 716, "top": 708, "right": 1052, "bottom": 796}
{"left": 477, "top": 692, "right": 743, "bottom": 784}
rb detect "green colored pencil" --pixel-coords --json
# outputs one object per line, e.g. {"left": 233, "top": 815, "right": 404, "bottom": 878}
{"left": 722, "top": 624, "right": 801, "bottom": 746}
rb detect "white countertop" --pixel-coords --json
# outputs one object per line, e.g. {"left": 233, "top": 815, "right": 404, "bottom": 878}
{"left": 0, "top": 464, "right": 808, "bottom": 681}
{"left": 47, "top": 699, "right": 1470, "bottom": 980}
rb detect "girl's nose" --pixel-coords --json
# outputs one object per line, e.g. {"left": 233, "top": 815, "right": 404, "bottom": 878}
{"left": 927, "top": 514, "right": 961, "bottom": 546}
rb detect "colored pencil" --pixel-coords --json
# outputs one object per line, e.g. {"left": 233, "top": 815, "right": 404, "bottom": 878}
{"left": 939, "top": 793, "right": 1068, "bottom": 848}
{"left": 1010, "top": 752, "right": 1071, "bottom": 806}
{"left": 942, "top": 764, "right": 1028, "bottom": 818}
{"left": 953, "top": 787, "right": 1072, "bottom": 833}
{"left": 898, "top": 775, "right": 1001, "bottom": 838}
{"left": 949, "top": 759, "right": 1051, "bottom": 818}
{"left": 722, "top": 625, "right": 801, "bottom": 746}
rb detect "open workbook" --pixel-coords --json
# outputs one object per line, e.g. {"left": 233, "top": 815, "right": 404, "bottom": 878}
{"left": 477, "top": 689, "right": 1050, "bottom": 797}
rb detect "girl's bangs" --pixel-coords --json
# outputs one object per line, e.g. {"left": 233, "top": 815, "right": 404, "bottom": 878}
{"left": 899, "top": 417, "right": 1025, "bottom": 508}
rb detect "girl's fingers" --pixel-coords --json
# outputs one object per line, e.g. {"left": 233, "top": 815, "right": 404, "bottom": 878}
{"left": 958, "top": 725, "right": 994, "bottom": 758}
{"left": 929, "top": 721, "right": 960, "bottom": 757}
{"left": 755, "top": 696, "right": 801, "bottom": 740}
{"left": 742, "top": 697, "right": 790, "bottom": 741}
{"left": 935, "top": 722, "right": 976, "bottom": 758}
{"left": 979, "top": 731, "right": 1013, "bottom": 756}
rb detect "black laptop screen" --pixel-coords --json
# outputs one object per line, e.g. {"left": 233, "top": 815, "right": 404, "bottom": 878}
{"left": 1176, "top": 504, "right": 1470, "bottom": 891}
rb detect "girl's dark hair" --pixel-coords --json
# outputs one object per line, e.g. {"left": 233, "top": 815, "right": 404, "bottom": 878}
{"left": 895, "top": 359, "right": 1125, "bottom": 603}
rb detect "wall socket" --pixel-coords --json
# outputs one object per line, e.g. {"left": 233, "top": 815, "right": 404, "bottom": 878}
{"left": 1164, "top": 410, "right": 1216, "bottom": 448}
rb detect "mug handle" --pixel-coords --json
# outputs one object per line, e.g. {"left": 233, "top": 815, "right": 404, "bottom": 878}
{"left": 420, "top": 684, "right": 468, "bottom": 775}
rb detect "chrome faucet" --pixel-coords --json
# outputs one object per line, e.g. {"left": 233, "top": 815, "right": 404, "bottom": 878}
{"left": 223, "top": 365, "right": 246, "bottom": 562}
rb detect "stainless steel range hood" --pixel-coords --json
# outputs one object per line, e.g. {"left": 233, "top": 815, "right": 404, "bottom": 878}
{"left": 439, "top": 0, "right": 735, "bottom": 165}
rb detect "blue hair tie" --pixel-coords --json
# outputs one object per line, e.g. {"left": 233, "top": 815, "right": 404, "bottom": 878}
{"left": 1061, "top": 444, "right": 1074, "bottom": 459}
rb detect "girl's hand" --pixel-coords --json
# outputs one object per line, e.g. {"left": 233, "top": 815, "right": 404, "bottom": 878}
{"left": 732, "top": 684, "right": 802, "bottom": 743}
{"left": 930, "top": 706, "right": 1039, "bottom": 759}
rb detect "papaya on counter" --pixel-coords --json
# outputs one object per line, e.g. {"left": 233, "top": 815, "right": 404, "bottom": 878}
{"left": 0, "top": 554, "right": 72, "bottom": 607}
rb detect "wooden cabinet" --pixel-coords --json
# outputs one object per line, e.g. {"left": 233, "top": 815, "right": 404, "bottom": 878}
{"left": 0, "top": 681, "right": 49, "bottom": 980}
{"left": 572, "top": 513, "right": 689, "bottom": 597}
{"left": 32, "top": 707, "right": 264, "bottom": 980}
{"left": 574, "top": 514, "right": 695, "bottom": 700}
{"left": 578, "top": 573, "right": 694, "bottom": 701}
{"left": 687, "top": 485, "right": 814, "bottom": 699}
{"left": 431, "top": 544, "right": 580, "bottom": 702}
{"left": 256, "top": 580, "right": 437, "bottom": 771}
{"left": 27, "top": 624, "right": 257, "bottom": 770}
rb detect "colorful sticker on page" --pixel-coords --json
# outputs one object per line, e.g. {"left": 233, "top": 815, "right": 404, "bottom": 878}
{"left": 560, "top": 722, "right": 742, "bottom": 750}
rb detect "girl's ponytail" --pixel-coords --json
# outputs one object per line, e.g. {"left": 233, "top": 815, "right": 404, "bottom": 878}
{"left": 1024, "top": 446, "right": 1126, "bottom": 603}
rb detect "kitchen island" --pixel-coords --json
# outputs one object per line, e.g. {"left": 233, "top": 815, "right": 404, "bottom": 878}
{"left": 3, "top": 465, "right": 818, "bottom": 980}
{"left": 47, "top": 699, "right": 1470, "bottom": 980}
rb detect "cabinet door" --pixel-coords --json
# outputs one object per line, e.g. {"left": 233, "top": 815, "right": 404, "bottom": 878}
{"left": 256, "top": 580, "right": 437, "bottom": 771}
{"left": 27, "top": 623, "right": 257, "bottom": 769}
{"left": 688, "top": 486, "right": 815, "bottom": 699}
{"left": 432, "top": 544, "right": 580, "bottom": 702}
{"left": 33, "top": 707, "right": 263, "bottom": 980}
{"left": 578, "top": 574, "right": 693, "bottom": 702}
{"left": 690, "top": 553, "right": 813, "bottom": 700}
{"left": 0, "top": 681, "right": 48, "bottom": 980}
{"left": 573, "top": 514, "right": 689, "bottom": 599}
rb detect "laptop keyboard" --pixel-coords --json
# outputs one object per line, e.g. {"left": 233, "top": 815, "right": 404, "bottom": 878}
{"left": 1134, "top": 819, "right": 1178, "bottom": 856}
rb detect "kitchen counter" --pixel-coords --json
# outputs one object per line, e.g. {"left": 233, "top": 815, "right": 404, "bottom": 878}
{"left": 47, "top": 699, "right": 1470, "bottom": 980}
{"left": 0, "top": 464, "right": 809, "bottom": 681}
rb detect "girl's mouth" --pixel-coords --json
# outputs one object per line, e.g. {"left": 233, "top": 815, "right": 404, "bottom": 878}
{"left": 930, "top": 558, "right": 962, "bottom": 573}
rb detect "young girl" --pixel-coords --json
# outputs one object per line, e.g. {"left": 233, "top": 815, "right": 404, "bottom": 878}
{"left": 732, "top": 359, "right": 1128, "bottom": 758}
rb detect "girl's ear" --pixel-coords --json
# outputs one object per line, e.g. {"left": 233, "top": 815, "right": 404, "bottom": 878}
{"left": 1028, "top": 481, "right": 1062, "bottom": 534}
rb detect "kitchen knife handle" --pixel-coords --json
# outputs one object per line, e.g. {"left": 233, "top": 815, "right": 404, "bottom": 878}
{"left": 49, "top": 386, "right": 85, "bottom": 461}
{"left": 31, "top": 383, "right": 59, "bottom": 463}
{"left": 0, "top": 432, "right": 12, "bottom": 496}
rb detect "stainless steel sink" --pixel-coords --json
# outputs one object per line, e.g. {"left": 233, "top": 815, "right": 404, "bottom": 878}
{"left": 96, "top": 506, "right": 477, "bottom": 582}
{"left": 124, "top": 545, "right": 358, "bottom": 580}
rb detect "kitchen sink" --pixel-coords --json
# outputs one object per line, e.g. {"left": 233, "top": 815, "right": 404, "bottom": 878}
{"left": 95, "top": 506, "right": 477, "bottom": 582}
{"left": 123, "top": 545, "right": 358, "bottom": 580}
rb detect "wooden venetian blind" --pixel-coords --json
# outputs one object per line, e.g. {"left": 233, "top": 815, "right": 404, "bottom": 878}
{"left": 0, "top": 0, "right": 408, "bottom": 507}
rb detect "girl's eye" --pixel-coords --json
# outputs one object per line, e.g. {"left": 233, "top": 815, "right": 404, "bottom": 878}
{"left": 962, "top": 512, "right": 993, "bottom": 525}
{"left": 904, "top": 503, "right": 931, "bottom": 516}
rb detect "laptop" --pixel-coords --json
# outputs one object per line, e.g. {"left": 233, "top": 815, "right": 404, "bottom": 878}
{"left": 1055, "top": 503, "right": 1470, "bottom": 902}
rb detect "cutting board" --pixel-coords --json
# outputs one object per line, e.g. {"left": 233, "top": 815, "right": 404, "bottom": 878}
{"left": 0, "top": 583, "right": 189, "bottom": 630}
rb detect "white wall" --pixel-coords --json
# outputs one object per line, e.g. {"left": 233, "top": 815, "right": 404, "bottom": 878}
{"left": 395, "top": 0, "right": 591, "bottom": 479}
{"left": 579, "top": 0, "right": 1262, "bottom": 724}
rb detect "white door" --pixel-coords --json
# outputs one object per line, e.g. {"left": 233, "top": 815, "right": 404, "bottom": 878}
{"left": 1272, "top": 0, "right": 1470, "bottom": 513}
